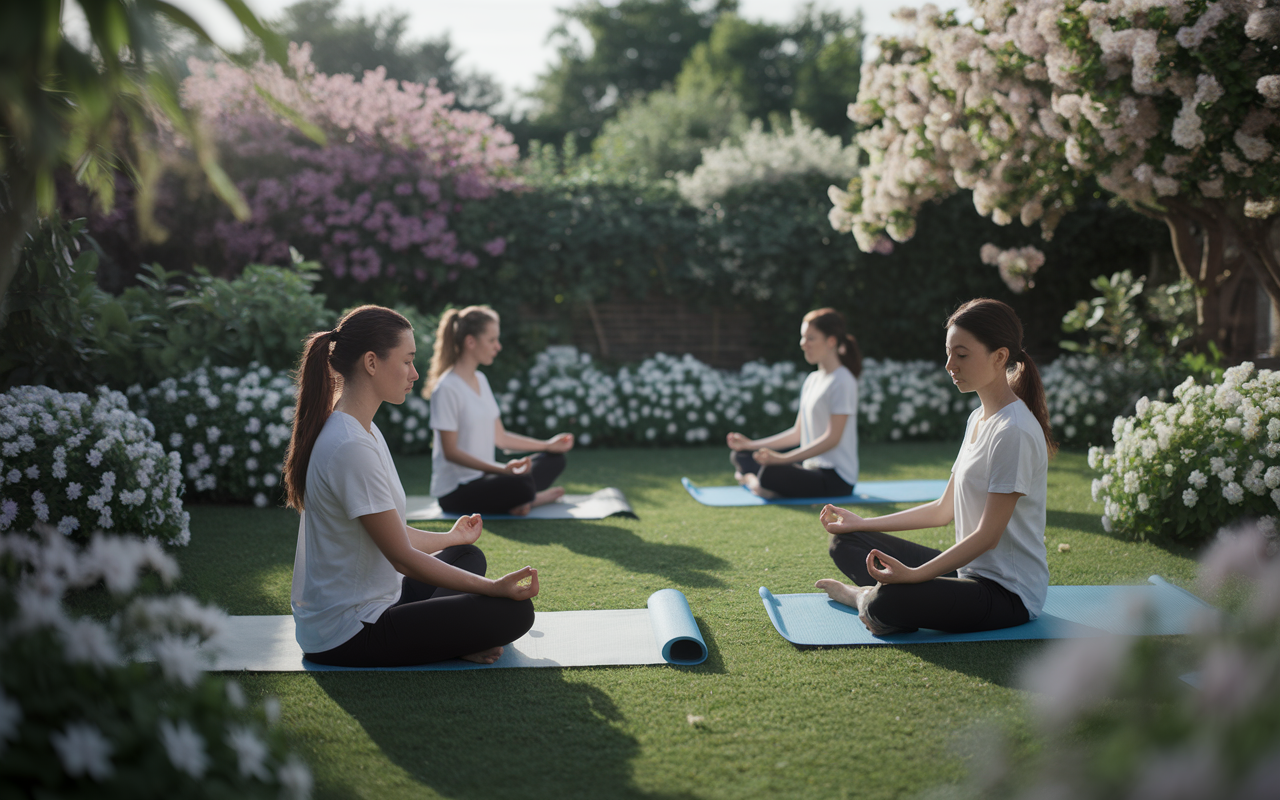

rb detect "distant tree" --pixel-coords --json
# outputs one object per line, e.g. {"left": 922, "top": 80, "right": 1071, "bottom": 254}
{"left": 591, "top": 80, "right": 748, "bottom": 179}
{"left": 676, "top": 4, "right": 864, "bottom": 138}
{"left": 269, "top": 0, "right": 502, "bottom": 111}
{"left": 520, "top": 0, "right": 737, "bottom": 150}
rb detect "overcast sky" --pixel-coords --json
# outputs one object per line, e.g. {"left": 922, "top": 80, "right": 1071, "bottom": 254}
{"left": 154, "top": 0, "right": 965, "bottom": 109}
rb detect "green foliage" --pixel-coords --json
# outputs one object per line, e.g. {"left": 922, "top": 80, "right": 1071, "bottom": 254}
{"left": 518, "top": 0, "right": 732, "bottom": 149}
{"left": 675, "top": 6, "right": 864, "bottom": 138}
{"left": 1060, "top": 270, "right": 1196, "bottom": 359}
{"left": 265, "top": 0, "right": 502, "bottom": 111}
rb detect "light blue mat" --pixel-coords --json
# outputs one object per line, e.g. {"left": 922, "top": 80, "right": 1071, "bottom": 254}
{"left": 759, "top": 576, "right": 1215, "bottom": 647}
{"left": 204, "top": 589, "right": 706, "bottom": 671}
{"left": 682, "top": 477, "right": 949, "bottom": 507}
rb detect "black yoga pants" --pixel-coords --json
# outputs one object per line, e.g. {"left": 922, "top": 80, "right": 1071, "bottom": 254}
{"left": 731, "top": 450, "right": 851, "bottom": 498}
{"left": 305, "top": 544, "right": 534, "bottom": 667}
{"left": 438, "top": 452, "right": 566, "bottom": 515}
{"left": 828, "top": 530, "right": 1029, "bottom": 633}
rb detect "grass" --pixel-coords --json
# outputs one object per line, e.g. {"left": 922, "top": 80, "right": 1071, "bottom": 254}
{"left": 168, "top": 443, "right": 1201, "bottom": 800}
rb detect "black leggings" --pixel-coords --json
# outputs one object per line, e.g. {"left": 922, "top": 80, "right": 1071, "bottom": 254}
{"left": 828, "top": 530, "right": 1029, "bottom": 633}
{"left": 438, "top": 452, "right": 566, "bottom": 515}
{"left": 731, "top": 450, "right": 852, "bottom": 498}
{"left": 305, "top": 545, "right": 534, "bottom": 667}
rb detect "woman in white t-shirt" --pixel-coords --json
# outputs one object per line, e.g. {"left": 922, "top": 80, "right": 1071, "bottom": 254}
{"left": 285, "top": 305, "right": 539, "bottom": 667}
{"left": 427, "top": 306, "right": 574, "bottom": 516}
{"left": 726, "top": 308, "right": 862, "bottom": 498}
{"left": 815, "top": 298, "right": 1054, "bottom": 634}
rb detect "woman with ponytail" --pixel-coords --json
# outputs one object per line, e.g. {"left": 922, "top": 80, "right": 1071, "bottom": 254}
{"left": 726, "top": 308, "right": 863, "bottom": 498}
{"left": 427, "top": 305, "right": 574, "bottom": 516}
{"left": 285, "top": 305, "right": 537, "bottom": 667}
{"left": 816, "top": 298, "right": 1054, "bottom": 635}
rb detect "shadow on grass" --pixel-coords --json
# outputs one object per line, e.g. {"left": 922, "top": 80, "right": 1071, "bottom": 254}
{"left": 315, "top": 670, "right": 700, "bottom": 800}
{"left": 177, "top": 504, "right": 296, "bottom": 614}
{"left": 801, "top": 640, "right": 1043, "bottom": 690}
{"left": 491, "top": 521, "right": 730, "bottom": 589}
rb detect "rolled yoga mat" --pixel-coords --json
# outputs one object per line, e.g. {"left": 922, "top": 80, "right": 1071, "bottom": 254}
{"left": 202, "top": 588, "right": 706, "bottom": 671}
{"left": 759, "top": 576, "right": 1216, "bottom": 647}
{"left": 405, "top": 487, "right": 636, "bottom": 521}
{"left": 682, "top": 477, "right": 949, "bottom": 507}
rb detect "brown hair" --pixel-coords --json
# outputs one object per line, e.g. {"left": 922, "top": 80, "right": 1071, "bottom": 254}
{"left": 283, "top": 305, "right": 413, "bottom": 510}
{"left": 802, "top": 308, "right": 863, "bottom": 378}
{"left": 945, "top": 298, "right": 1057, "bottom": 457}
{"left": 426, "top": 305, "right": 499, "bottom": 394}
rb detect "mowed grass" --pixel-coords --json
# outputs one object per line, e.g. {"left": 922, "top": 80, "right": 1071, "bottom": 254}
{"left": 169, "top": 443, "right": 1201, "bottom": 800}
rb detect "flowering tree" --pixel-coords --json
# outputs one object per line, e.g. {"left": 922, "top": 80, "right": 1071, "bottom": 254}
{"left": 829, "top": 1, "right": 1280, "bottom": 352}
{"left": 180, "top": 43, "right": 517, "bottom": 285}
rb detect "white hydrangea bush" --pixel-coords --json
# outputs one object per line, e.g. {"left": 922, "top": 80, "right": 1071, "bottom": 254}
{"left": 375, "top": 394, "right": 432, "bottom": 455}
{"left": 1091, "top": 363, "right": 1280, "bottom": 543}
{"left": 859, "top": 358, "right": 977, "bottom": 443}
{"left": 128, "top": 366, "right": 295, "bottom": 508}
{"left": 0, "top": 526, "right": 311, "bottom": 799}
{"left": 946, "top": 522, "right": 1280, "bottom": 799}
{"left": 0, "top": 386, "right": 189, "bottom": 546}
{"left": 1041, "top": 353, "right": 1159, "bottom": 448}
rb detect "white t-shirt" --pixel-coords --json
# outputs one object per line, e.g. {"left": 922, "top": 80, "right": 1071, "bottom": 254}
{"left": 951, "top": 398, "right": 1049, "bottom": 618}
{"left": 798, "top": 366, "right": 859, "bottom": 486}
{"left": 291, "top": 412, "right": 405, "bottom": 653}
{"left": 430, "top": 370, "right": 501, "bottom": 497}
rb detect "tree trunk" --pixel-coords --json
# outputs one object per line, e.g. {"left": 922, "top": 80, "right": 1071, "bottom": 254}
{"left": 1238, "top": 215, "right": 1280, "bottom": 356}
{"left": 0, "top": 167, "right": 38, "bottom": 323}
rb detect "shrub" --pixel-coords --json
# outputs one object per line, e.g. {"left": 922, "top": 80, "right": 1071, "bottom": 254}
{"left": 1091, "top": 364, "right": 1280, "bottom": 543}
{"left": 0, "top": 386, "right": 188, "bottom": 546}
{"left": 942, "top": 523, "right": 1280, "bottom": 799}
{"left": 0, "top": 526, "right": 311, "bottom": 798}
{"left": 1041, "top": 353, "right": 1165, "bottom": 449}
{"left": 127, "top": 367, "right": 295, "bottom": 507}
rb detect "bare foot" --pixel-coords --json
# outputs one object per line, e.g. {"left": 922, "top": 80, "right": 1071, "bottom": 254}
{"left": 530, "top": 487, "right": 565, "bottom": 508}
{"left": 743, "top": 473, "right": 778, "bottom": 499}
{"left": 509, "top": 502, "right": 532, "bottom": 516}
{"left": 460, "top": 645, "right": 504, "bottom": 664}
{"left": 733, "top": 471, "right": 747, "bottom": 485}
{"left": 816, "top": 578, "right": 867, "bottom": 609}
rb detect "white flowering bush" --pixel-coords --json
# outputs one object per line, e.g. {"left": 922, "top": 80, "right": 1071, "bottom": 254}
{"left": 0, "top": 526, "right": 311, "bottom": 798}
{"left": 1091, "top": 363, "right": 1280, "bottom": 544}
{"left": 375, "top": 394, "right": 433, "bottom": 455}
{"left": 0, "top": 386, "right": 189, "bottom": 546}
{"left": 1042, "top": 353, "right": 1165, "bottom": 448}
{"left": 945, "top": 522, "right": 1280, "bottom": 799}
{"left": 128, "top": 366, "right": 295, "bottom": 508}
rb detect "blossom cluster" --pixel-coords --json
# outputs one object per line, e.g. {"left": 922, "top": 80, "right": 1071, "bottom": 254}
{"left": 127, "top": 366, "right": 295, "bottom": 508}
{"left": 980, "top": 243, "right": 1046, "bottom": 294}
{"left": 0, "top": 526, "right": 310, "bottom": 797}
{"left": 830, "top": 1, "right": 1280, "bottom": 254}
{"left": 1091, "top": 363, "right": 1280, "bottom": 543}
{"left": 0, "top": 386, "right": 188, "bottom": 545}
{"left": 1041, "top": 353, "right": 1157, "bottom": 447}
{"left": 948, "top": 522, "right": 1280, "bottom": 799}
{"left": 676, "top": 111, "right": 861, "bottom": 208}
{"left": 180, "top": 43, "right": 517, "bottom": 283}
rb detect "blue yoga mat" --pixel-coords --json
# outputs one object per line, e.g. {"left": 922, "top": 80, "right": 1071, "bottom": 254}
{"left": 682, "top": 477, "right": 949, "bottom": 507}
{"left": 759, "top": 576, "right": 1215, "bottom": 647}
{"left": 203, "top": 589, "right": 706, "bottom": 671}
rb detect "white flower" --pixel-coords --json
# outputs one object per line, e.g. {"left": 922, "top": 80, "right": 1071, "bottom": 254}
{"left": 159, "top": 718, "right": 208, "bottom": 779}
{"left": 1183, "top": 489, "right": 1198, "bottom": 508}
{"left": 185, "top": 413, "right": 198, "bottom": 428}
{"left": 253, "top": 492, "right": 268, "bottom": 508}
{"left": 151, "top": 635, "right": 206, "bottom": 688}
{"left": 1223, "top": 482, "right": 1245, "bottom": 504}
{"left": 61, "top": 618, "right": 120, "bottom": 668}
{"left": 225, "top": 725, "right": 271, "bottom": 780}
{"left": 277, "top": 754, "right": 313, "bottom": 800}
{"left": 264, "top": 696, "right": 282, "bottom": 725}
{"left": 51, "top": 722, "right": 114, "bottom": 780}
{"left": 1189, "top": 470, "right": 1208, "bottom": 489}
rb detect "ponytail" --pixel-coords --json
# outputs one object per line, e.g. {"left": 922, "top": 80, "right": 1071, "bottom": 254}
{"left": 284, "top": 305, "right": 412, "bottom": 510}
{"left": 427, "top": 305, "right": 499, "bottom": 394}
{"left": 945, "top": 298, "right": 1057, "bottom": 458}
{"left": 802, "top": 308, "right": 863, "bottom": 378}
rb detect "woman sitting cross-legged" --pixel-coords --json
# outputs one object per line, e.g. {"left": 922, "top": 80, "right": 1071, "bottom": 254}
{"left": 816, "top": 298, "right": 1054, "bottom": 635}
{"left": 286, "top": 305, "right": 538, "bottom": 667}
{"left": 428, "top": 305, "right": 574, "bottom": 516}
{"left": 726, "top": 307, "right": 862, "bottom": 498}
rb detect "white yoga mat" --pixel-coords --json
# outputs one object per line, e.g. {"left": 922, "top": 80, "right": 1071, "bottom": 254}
{"left": 405, "top": 487, "right": 636, "bottom": 521}
{"left": 204, "top": 589, "right": 706, "bottom": 671}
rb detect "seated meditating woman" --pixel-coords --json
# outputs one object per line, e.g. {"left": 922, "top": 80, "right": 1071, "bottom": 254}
{"left": 725, "top": 308, "right": 862, "bottom": 498}
{"left": 816, "top": 298, "right": 1053, "bottom": 635}
{"left": 286, "top": 305, "right": 538, "bottom": 667}
{"left": 428, "top": 305, "right": 575, "bottom": 516}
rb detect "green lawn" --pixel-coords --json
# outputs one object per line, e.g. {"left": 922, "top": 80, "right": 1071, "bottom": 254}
{"left": 172, "top": 443, "right": 1201, "bottom": 800}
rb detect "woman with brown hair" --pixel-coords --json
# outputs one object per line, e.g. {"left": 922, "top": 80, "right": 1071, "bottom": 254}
{"left": 816, "top": 298, "right": 1055, "bottom": 635}
{"left": 427, "top": 305, "right": 574, "bottom": 516}
{"left": 284, "top": 305, "right": 538, "bottom": 667}
{"left": 725, "top": 307, "right": 863, "bottom": 498}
